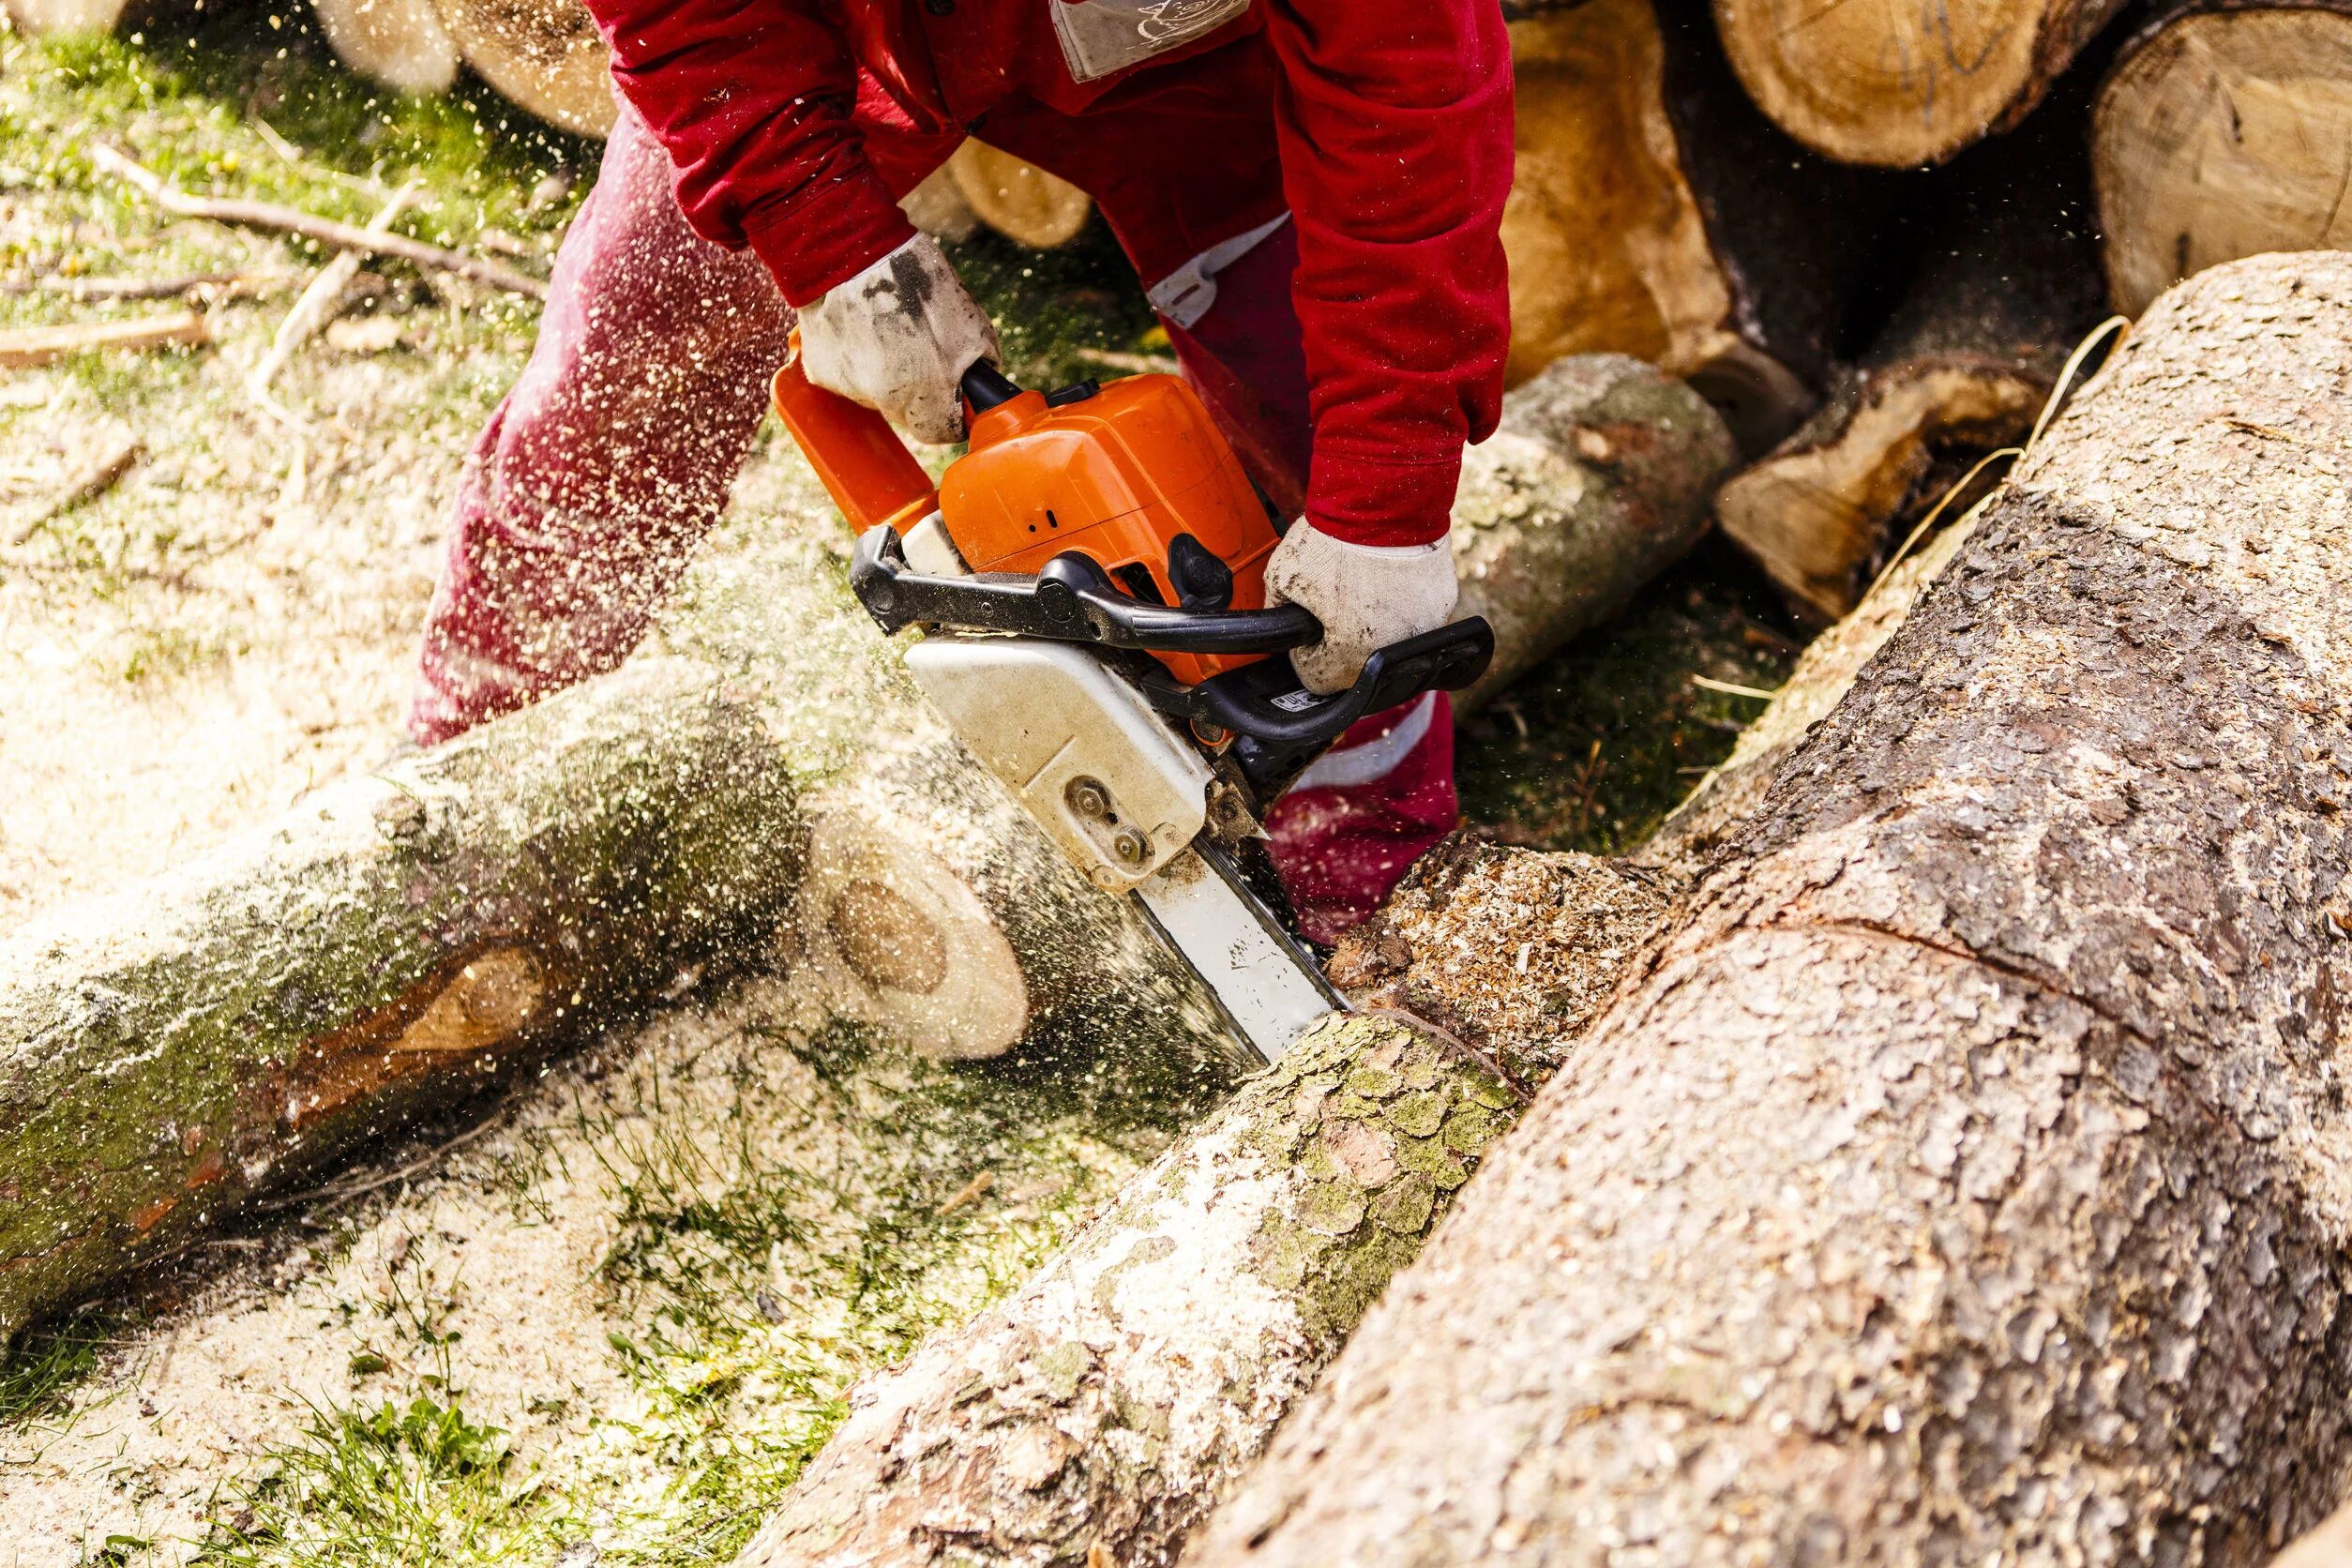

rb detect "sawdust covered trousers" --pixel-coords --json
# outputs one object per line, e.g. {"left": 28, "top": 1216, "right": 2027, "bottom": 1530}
{"left": 408, "top": 108, "right": 1454, "bottom": 942}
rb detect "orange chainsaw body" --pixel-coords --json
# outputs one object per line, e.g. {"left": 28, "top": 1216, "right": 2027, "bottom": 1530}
{"left": 772, "top": 351, "right": 1279, "bottom": 687}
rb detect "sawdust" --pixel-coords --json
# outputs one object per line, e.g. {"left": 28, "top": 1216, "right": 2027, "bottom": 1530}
{"left": 0, "top": 966, "right": 1152, "bottom": 1566}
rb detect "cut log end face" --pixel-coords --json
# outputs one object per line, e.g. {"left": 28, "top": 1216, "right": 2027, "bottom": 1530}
{"left": 427, "top": 0, "right": 619, "bottom": 137}
{"left": 312, "top": 0, "right": 461, "bottom": 96}
{"left": 2095, "top": 7, "right": 2352, "bottom": 316}
{"left": 793, "top": 811, "right": 1029, "bottom": 1061}
{"left": 946, "top": 143, "right": 1093, "bottom": 250}
{"left": 1716, "top": 359, "right": 2047, "bottom": 623}
{"left": 1715, "top": 0, "right": 2091, "bottom": 165}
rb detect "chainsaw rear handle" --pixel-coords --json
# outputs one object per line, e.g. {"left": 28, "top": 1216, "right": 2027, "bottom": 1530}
{"left": 771, "top": 341, "right": 942, "bottom": 536}
{"left": 1134, "top": 617, "right": 1495, "bottom": 796}
{"left": 852, "top": 522, "right": 1322, "bottom": 655}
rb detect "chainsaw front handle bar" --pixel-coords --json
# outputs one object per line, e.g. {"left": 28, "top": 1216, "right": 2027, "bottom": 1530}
{"left": 851, "top": 524, "right": 1493, "bottom": 798}
{"left": 852, "top": 523, "right": 1324, "bottom": 655}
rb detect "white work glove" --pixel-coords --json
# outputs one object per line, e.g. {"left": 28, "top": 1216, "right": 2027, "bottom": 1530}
{"left": 1263, "top": 520, "right": 1459, "bottom": 695}
{"left": 798, "top": 234, "right": 1001, "bottom": 445}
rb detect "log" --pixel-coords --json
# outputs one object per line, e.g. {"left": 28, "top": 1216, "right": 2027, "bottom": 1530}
{"left": 2093, "top": 0, "right": 2352, "bottom": 316}
{"left": 312, "top": 0, "right": 462, "bottom": 97}
{"left": 1714, "top": 117, "right": 2107, "bottom": 622}
{"left": 0, "top": 539, "right": 1225, "bottom": 1349}
{"left": 1501, "top": 0, "right": 1886, "bottom": 451}
{"left": 945, "top": 142, "right": 1093, "bottom": 251}
{"left": 0, "top": 356, "right": 1725, "bottom": 1349}
{"left": 1193, "top": 250, "right": 2352, "bottom": 1564}
{"left": 0, "top": 0, "right": 123, "bottom": 34}
{"left": 1714, "top": 0, "right": 2129, "bottom": 166}
{"left": 425, "top": 0, "right": 619, "bottom": 138}
{"left": 1450, "top": 353, "right": 1738, "bottom": 712}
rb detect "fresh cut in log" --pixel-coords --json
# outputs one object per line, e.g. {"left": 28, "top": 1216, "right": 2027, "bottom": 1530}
{"left": 2093, "top": 0, "right": 2352, "bottom": 315}
{"left": 1715, "top": 113, "right": 2107, "bottom": 622}
{"left": 1502, "top": 0, "right": 1886, "bottom": 451}
{"left": 311, "top": 0, "right": 463, "bottom": 97}
{"left": 1194, "top": 251, "right": 2352, "bottom": 1564}
{"left": 1715, "top": 0, "right": 2129, "bottom": 166}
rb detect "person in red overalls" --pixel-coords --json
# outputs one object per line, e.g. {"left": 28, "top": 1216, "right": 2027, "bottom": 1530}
{"left": 407, "top": 0, "right": 1514, "bottom": 942}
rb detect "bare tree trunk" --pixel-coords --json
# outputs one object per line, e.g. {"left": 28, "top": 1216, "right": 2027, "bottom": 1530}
{"left": 1193, "top": 251, "right": 2352, "bottom": 1566}
{"left": 2093, "top": 0, "right": 2352, "bottom": 316}
{"left": 1714, "top": 0, "right": 2129, "bottom": 165}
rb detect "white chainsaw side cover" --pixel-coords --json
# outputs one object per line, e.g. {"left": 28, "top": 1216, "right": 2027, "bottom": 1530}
{"left": 905, "top": 635, "right": 1212, "bottom": 892}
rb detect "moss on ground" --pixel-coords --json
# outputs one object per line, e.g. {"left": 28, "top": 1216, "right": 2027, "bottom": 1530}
{"left": 1455, "top": 535, "right": 1805, "bottom": 854}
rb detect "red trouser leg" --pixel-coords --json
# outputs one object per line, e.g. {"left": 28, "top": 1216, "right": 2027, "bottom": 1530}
{"left": 1163, "top": 225, "right": 1459, "bottom": 944}
{"left": 406, "top": 108, "right": 796, "bottom": 746}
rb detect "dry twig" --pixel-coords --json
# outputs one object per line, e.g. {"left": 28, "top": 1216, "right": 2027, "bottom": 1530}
{"left": 0, "top": 311, "right": 208, "bottom": 369}
{"left": 88, "top": 144, "right": 549, "bottom": 300}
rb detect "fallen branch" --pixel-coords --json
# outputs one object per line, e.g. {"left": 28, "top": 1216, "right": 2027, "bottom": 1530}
{"left": 17, "top": 270, "right": 299, "bottom": 302}
{"left": 87, "top": 144, "right": 550, "bottom": 301}
{"left": 0, "top": 310, "right": 207, "bottom": 369}
{"left": 250, "top": 183, "right": 421, "bottom": 402}
{"left": 7, "top": 433, "right": 141, "bottom": 547}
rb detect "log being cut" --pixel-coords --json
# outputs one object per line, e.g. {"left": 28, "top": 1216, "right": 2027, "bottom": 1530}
{"left": 1715, "top": 111, "right": 2107, "bottom": 622}
{"left": 1502, "top": 0, "right": 1886, "bottom": 451}
{"left": 1715, "top": 0, "right": 2128, "bottom": 166}
{"left": 721, "top": 400, "right": 2009, "bottom": 1568}
{"left": 1193, "top": 250, "right": 2352, "bottom": 1564}
{"left": 0, "top": 354, "right": 1726, "bottom": 1350}
{"left": 2093, "top": 0, "right": 2352, "bottom": 315}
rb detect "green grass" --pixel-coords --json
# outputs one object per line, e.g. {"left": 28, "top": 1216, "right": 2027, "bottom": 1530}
{"left": 1455, "top": 538, "right": 1805, "bottom": 854}
{"left": 0, "top": 1312, "right": 121, "bottom": 1426}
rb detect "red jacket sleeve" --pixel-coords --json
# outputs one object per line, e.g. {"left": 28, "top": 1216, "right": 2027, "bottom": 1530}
{"left": 585, "top": 0, "right": 916, "bottom": 305}
{"left": 1262, "top": 0, "right": 1515, "bottom": 547}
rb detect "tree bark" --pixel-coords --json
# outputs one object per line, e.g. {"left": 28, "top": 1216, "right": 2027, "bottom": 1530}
{"left": 1502, "top": 0, "right": 1888, "bottom": 452}
{"left": 1714, "top": 115, "right": 2107, "bottom": 622}
{"left": 2093, "top": 0, "right": 2352, "bottom": 316}
{"left": 1451, "top": 354, "right": 1737, "bottom": 713}
{"left": 1715, "top": 0, "right": 2128, "bottom": 166}
{"left": 1193, "top": 251, "right": 2352, "bottom": 1566}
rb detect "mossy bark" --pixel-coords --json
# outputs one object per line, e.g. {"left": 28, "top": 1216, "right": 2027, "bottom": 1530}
{"left": 731, "top": 1016, "right": 1521, "bottom": 1568}
{"left": 1195, "top": 253, "right": 2352, "bottom": 1565}
{"left": 0, "top": 656, "right": 800, "bottom": 1348}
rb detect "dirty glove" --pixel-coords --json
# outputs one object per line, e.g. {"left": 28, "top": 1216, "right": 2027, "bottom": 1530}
{"left": 1263, "top": 519, "right": 1459, "bottom": 695}
{"left": 798, "top": 234, "right": 1001, "bottom": 445}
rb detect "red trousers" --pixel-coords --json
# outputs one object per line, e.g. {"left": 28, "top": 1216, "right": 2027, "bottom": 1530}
{"left": 409, "top": 110, "right": 1455, "bottom": 942}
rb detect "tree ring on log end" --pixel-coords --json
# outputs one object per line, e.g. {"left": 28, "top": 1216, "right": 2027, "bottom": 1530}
{"left": 793, "top": 811, "right": 1029, "bottom": 1061}
{"left": 1714, "top": 0, "right": 2068, "bottom": 167}
{"left": 2094, "top": 6, "right": 2352, "bottom": 316}
{"left": 829, "top": 880, "right": 951, "bottom": 996}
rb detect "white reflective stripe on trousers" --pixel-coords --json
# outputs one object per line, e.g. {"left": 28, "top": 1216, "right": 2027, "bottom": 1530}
{"left": 1145, "top": 212, "right": 1293, "bottom": 330}
{"left": 1285, "top": 690, "right": 1438, "bottom": 795}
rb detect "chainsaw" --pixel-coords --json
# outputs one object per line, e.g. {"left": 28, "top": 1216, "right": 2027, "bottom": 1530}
{"left": 772, "top": 350, "right": 1492, "bottom": 1063}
